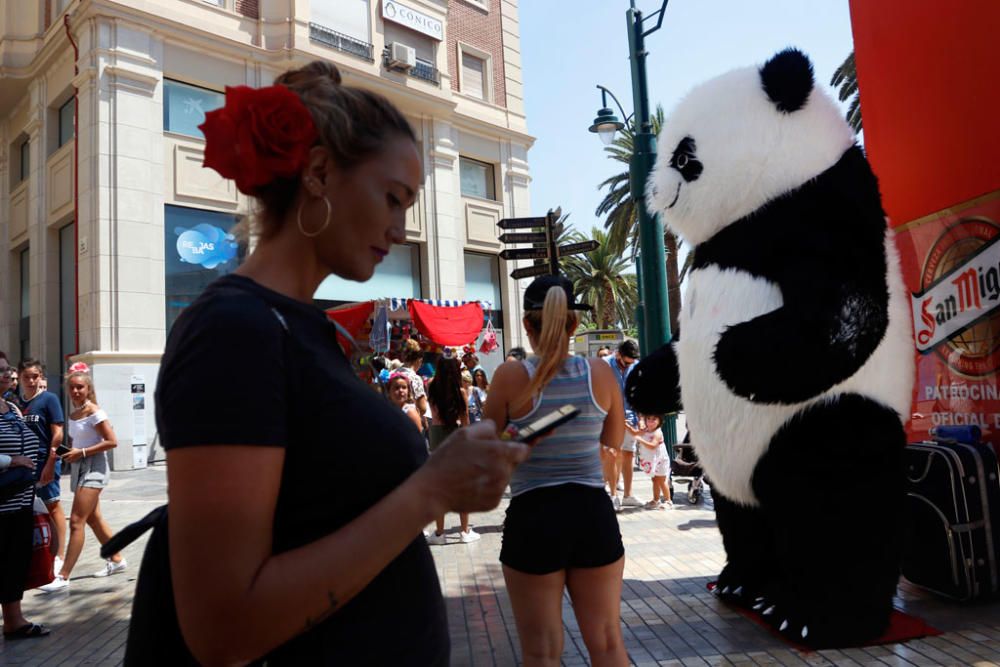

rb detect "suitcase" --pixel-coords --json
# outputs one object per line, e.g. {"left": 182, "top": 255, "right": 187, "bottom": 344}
{"left": 902, "top": 440, "right": 1000, "bottom": 601}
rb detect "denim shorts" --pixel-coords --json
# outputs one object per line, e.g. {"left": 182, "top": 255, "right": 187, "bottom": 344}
{"left": 36, "top": 457, "right": 62, "bottom": 503}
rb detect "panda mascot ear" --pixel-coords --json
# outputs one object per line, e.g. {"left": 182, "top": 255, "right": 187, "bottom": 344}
{"left": 759, "top": 47, "right": 814, "bottom": 113}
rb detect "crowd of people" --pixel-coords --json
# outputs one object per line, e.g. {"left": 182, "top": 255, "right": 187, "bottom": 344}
{"left": 0, "top": 352, "right": 125, "bottom": 641}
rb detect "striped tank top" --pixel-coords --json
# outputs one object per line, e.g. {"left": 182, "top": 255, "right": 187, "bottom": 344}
{"left": 508, "top": 355, "right": 607, "bottom": 497}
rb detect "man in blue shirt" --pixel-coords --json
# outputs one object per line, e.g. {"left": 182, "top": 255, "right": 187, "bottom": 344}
{"left": 18, "top": 359, "right": 66, "bottom": 571}
{"left": 604, "top": 340, "right": 641, "bottom": 510}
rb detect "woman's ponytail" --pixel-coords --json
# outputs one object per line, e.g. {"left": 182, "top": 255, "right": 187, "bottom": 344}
{"left": 517, "top": 286, "right": 578, "bottom": 409}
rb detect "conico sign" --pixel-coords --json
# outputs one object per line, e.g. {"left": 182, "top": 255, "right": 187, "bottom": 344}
{"left": 382, "top": 1, "right": 443, "bottom": 41}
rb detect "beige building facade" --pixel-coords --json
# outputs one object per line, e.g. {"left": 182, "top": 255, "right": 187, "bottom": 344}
{"left": 0, "top": 0, "right": 534, "bottom": 468}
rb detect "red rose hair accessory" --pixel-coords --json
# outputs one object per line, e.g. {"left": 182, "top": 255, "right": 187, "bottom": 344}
{"left": 199, "top": 85, "right": 318, "bottom": 195}
{"left": 67, "top": 362, "right": 90, "bottom": 374}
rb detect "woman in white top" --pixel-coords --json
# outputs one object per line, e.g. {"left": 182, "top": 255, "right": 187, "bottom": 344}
{"left": 39, "top": 365, "right": 126, "bottom": 592}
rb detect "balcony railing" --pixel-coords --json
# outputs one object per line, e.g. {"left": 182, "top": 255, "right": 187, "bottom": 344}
{"left": 411, "top": 59, "right": 440, "bottom": 85}
{"left": 381, "top": 49, "right": 441, "bottom": 86}
{"left": 309, "top": 23, "right": 374, "bottom": 62}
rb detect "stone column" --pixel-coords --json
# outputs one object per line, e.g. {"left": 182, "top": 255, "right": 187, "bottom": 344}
{"left": 74, "top": 15, "right": 166, "bottom": 469}
{"left": 426, "top": 118, "right": 464, "bottom": 300}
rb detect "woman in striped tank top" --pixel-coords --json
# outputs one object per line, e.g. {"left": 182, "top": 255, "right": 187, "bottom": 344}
{"left": 484, "top": 275, "right": 628, "bottom": 666}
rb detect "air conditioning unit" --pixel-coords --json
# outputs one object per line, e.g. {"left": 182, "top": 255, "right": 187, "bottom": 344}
{"left": 388, "top": 42, "right": 416, "bottom": 71}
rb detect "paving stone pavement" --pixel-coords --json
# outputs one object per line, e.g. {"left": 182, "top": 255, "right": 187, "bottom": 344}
{"left": 4, "top": 466, "right": 1000, "bottom": 666}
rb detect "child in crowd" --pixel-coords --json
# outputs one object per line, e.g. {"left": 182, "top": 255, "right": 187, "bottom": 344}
{"left": 634, "top": 414, "right": 672, "bottom": 509}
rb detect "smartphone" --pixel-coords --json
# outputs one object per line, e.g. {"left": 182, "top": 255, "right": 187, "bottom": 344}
{"left": 55, "top": 444, "right": 71, "bottom": 457}
{"left": 506, "top": 404, "right": 581, "bottom": 443}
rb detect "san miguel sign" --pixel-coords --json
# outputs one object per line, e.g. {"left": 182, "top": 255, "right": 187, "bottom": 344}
{"left": 912, "top": 222, "right": 1000, "bottom": 353}
{"left": 910, "top": 216, "right": 1000, "bottom": 373}
{"left": 897, "top": 192, "right": 1000, "bottom": 442}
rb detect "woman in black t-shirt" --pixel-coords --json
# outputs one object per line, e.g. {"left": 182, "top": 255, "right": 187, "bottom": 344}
{"left": 136, "top": 62, "right": 529, "bottom": 666}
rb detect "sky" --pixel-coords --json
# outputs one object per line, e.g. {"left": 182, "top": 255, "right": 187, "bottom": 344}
{"left": 519, "top": 0, "right": 856, "bottom": 243}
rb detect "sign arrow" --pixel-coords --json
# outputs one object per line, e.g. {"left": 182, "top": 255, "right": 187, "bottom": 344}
{"left": 511, "top": 264, "right": 552, "bottom": 280}
{"left": 499, "top": 231, "right": 548, "bottom": 244}
{"left": 558, "top": 240, "right": 599, "bottom": 257}
{"left": 500, "top": 247, "right": 550, "bottom": 261}
{"left": 497, "top": 216, "right": 548, "bottom": 230}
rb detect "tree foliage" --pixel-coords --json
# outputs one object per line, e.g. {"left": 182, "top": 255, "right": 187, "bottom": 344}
{"left": 831, "top": 51, "right": 862, "bottom": 134}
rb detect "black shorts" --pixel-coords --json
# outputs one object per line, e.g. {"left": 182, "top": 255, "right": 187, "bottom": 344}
{"left": 0, "top": 509, "right": 34, "bottom": 604}
{"left": 500, "top": 483, "right": 624, "bottom": 575}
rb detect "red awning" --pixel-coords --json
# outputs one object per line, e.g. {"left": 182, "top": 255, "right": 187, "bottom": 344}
{"left": 326, "top": 301, "right": 374, "bottom": 350}
{"left": 408, "top": 300, "right": 484, "bottom": 346}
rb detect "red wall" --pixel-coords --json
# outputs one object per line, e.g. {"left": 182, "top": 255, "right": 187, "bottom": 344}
{"left": 849, "top": 0, "right": 1000, "bottom": 227}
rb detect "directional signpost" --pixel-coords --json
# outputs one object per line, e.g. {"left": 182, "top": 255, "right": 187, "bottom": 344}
{"left": 497, "top": 207, "right": 599, "bottom": 280}
{"left": 558, "top": 240, "right": 599, "bottom": 257}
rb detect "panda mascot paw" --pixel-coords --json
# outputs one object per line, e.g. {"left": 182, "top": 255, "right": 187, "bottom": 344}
{"left": 633, "top": 47, "right": 915, "bottom": 649}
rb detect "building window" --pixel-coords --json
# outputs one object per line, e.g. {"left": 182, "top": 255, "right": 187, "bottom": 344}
{"left": 202, "top": 0, "right": 225, "bottom": 6}
{"left": 459, "top": 49, "right": 489, "bottom": 101}
{"left": 384, "top": 22, "right": 439, "bottom": 85}
{"left": 58, "top": 98, "right": 74, "bottom": 148}
{"left": 163, "top": 79, "right": 225, "bottom": 140}
{"left": 460, "top": 157, "right": 496, "bottom": 200}
{"left": 314, "top": 244, "right": 421, "bottom": 307}
{"left": 17, "top": 139, "right": 30, "bottom": 183}
{"left": 20, "top": 249, "right": 30, "bottom": 360}
{"left": 310, "top": 0, "right": 370, "bottom": 45}
{"left": 165, "top": 205, "right": 243, "bottom": 331}
{"left": 59, "top": 224, "right": 76, "bottom": 365}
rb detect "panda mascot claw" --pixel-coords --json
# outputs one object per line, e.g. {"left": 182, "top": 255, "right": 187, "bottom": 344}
{"left": 626, "top": 48, "right": 914, "bottom": 648}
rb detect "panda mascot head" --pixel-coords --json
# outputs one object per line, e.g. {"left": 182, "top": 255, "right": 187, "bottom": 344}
{"left": 647, "top": 47, "right": 855, "bottom": 246}
{"left": 629, "top": 48, "right": 914, "bottom": 649}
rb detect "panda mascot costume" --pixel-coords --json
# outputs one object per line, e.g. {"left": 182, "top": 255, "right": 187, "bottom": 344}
{"left": 625, "top": 48, "right": 914, "bottom": 648}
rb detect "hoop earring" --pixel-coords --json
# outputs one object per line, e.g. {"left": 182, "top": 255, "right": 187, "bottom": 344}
{"left": 297, "top": 196, "right": 332, "bottom": 238}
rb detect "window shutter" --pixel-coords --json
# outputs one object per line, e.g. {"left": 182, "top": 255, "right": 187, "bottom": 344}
{"left": 462, "top": 53, "right": 486, "bottom": 100}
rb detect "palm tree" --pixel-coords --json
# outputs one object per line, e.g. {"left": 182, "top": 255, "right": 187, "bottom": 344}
{"left": 831, "top": 51, "right": 862, "bottom": 134}
{"left": 561, "top": 226, "right": 638, "bottom": 330}
{"left": 595, "top": 106, "right": 683, "bottom": 333}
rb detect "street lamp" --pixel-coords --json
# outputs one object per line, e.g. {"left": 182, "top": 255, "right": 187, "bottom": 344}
{"left": 588, "top": 88, "right": 626, "bottom": 145}
{"left": 588, "top": 0, "right": 672, "bottom": 358}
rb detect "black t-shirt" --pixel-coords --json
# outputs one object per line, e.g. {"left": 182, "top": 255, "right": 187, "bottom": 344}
{"left": 154, "top": 275, "right": 448, "bottom": 665}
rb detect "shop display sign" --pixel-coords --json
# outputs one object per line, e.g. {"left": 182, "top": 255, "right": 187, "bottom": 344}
{"left": 174, "top": 223, "right": 239, "bottom": 270}
{"left": 897, "top": 192, "right": 1000, "bottom": 443}
{"left": 382, "top": 0, "right": 443, "bottom": 41}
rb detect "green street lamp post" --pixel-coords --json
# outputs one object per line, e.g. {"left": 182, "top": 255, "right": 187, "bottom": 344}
{"left": 589, "top": 0, "right": 672, "bottom": 357}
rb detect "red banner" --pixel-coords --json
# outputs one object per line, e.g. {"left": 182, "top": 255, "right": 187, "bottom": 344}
{"left": 898, "top": 193, "right": 1000, "bottom": 445}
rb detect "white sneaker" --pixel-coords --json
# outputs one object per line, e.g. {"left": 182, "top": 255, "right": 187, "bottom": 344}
{"left": 39, "top": 575, "right": 69, "bottom": 593}
{"left": 426, "top": 532, "right": 447, "bottom": 545}
{"left": 616, "top": 482, "right": 625, "bottom": 491}
{"left": 612, "top": 495, "right": 622, "bottom": 512}
{"left": 662, "top": 500, "right": 674, "bottom": 510}
{"left": 644, "top": 500, "right": 662, "bottom": 510}
{"left": 622, "top": 495, "right": 643, "bottom": 507}
{"left": 460, "top": 529, "right": 481, "bottom": 544}
{"left": 93, "top": 558, "right": 127, "bottom": 578}
{"left": 53, "top": 556, "right": 63, "bottom": 575}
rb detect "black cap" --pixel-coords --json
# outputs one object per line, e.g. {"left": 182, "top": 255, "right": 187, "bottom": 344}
{"left": 523, "top": 274, "right": 592, "bottom": 311}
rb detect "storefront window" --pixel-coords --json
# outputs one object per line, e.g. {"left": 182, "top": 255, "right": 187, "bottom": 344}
{"left": 164, "top": 205, "right": 243, "bottom": 331}
{"left": 314, "top": 243, "right": 421, "bottom": 308}
{"left": 164, "top": 80, "right": 225, "bottom": 140}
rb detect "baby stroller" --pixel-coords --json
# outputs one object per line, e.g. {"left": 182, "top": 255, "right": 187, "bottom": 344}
{"left": 670, "top": 431, "right": 705, "bottom": 504}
